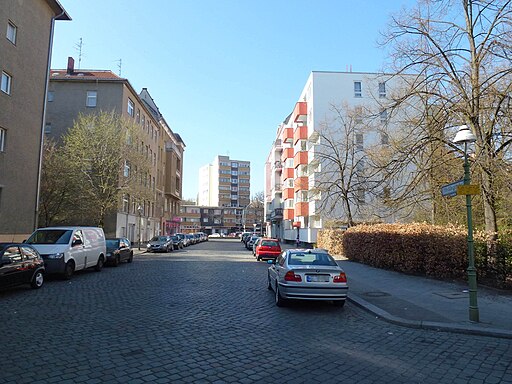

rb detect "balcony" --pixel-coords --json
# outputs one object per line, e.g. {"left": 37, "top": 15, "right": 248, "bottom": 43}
{"left": 270, "top": 208, "right": 283, "bottom": 220}
{"left": 283, "top": 187, "right": 294, "bottom": 199}
{"left": 294, "top": 125, "right": 308, "bottom": 144}
{"left": 274, "top": 139, "right": 282, "bottom": 150}
{"left": 282, "top": 168, "right": 294, "bottom": 180}
{"left": 294, "top": 151, "right": 308, "bottom": 166}
{"left": 281, "top": 147, "right": 294, "bottom": 161}
{"left": 283, "top": 208, "right": 294, "bottom": 220}
{"left": 292, "top": 101, "right": 307, "bottom": 123}
{"left": 281, "top": 127, "right": 293, "bottom": 143}
{"left": 295, "top": 202, "right": 309, "bottom": 217}
{"left": 294, "top": 176, "right": 309, "bottom": 192}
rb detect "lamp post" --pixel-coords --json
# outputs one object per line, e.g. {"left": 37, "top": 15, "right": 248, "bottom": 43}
{"left": 137, "top": 205, "right": 143, "bottom": 251}
{"left": 253, "top": 223, "right": 256, "bottom": 234}
{"left": 453, "top": 125, "right": 479, "bottom": 322}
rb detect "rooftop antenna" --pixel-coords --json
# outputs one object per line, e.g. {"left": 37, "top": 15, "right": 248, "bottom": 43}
{"left": 116, "top": 58, "right": 122, "bottom": 76}
{"left": 74, "top": 38, "right": 83, "bottom": 69}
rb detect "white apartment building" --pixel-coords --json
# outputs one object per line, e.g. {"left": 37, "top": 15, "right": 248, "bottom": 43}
{"left": 198, "top": 155, "right": 251, "bottom": 208}
{"left": 265, "top": 71, "right": 418, "bottom": 244}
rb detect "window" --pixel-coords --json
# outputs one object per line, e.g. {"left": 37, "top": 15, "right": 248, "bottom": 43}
{"left": 127, "top": 99, "right": 134, "bottom": 117}
{"left": 0, "top": 127, "right": 5, "bottom": 151}
{"left": 354, "top": 81, "right": 362, "bottom": 98}
{"left": 356, "top": 188, "right": 365, "bottom": 203}
{"left": 379, "top": 82, "right": 386, "bottom": 98}
{"left": 6, "top": 21, "right": 16, "bottom": 44}
{"left": 1, "top": 71, "right": 12, "bottom": 94}
{"left": 86, "top": 91, "right": 97, "bottom": 107}
{"left": 231, "top": 162, "right": 238, "bottom": 168}
{"left": 355, "top": 133, "right": 364, "bottom": 150}
{"left": 381, "top": 132, "right": 389, "bottom": 145}
{"left": 136, "top": 108, "right": 140, "bottom": 123}
{"left": 47, "top": 91, "right": 54, "bottom": 102}
{"left": 124, "top": 160, "right": 130, "bottom": 177}
{"left": 382, "top": 187, "right": 391, "bottom": 200}
{"left": 380, "top": 109, "right": 388, "bottom": 123}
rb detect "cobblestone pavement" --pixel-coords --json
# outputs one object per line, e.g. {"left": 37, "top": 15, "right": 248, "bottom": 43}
{"left": 1, "top": 239, "right": 511, "bottom": 384}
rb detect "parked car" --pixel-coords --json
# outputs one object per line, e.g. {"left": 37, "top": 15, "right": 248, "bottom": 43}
{"left": 146, "top": 236, "right": 173, "bottom": 253}
{"left": 209, "top": 233, "right": 221, "bottom": 238}
{"left": 267, "top": 249, "right": 348, "bottom": 307}
{"left": 252, "top": 237, "right": 263, "bottom": 256}
{"left": 241, "top": 232, "right": 252, "bottom": 243}
{"left": 0, "top": 243, "right": 45, "bottom": 290}
{"left": 185, "top": 234, "right": 196, "bottom": 245}
{"left": 169, "top": 235, "right": 184, "bottom": 250}
{"left": 25, "top": 226, "right": 106, "bottom": 279}
{"left": 105, "top": 238, "right": 133, "bottom": 266}
{"left": 255, "top": 238, "right": 281, "bottom": 261}
{"left": 246, "top": 235, "right": 260, "bottom": 250}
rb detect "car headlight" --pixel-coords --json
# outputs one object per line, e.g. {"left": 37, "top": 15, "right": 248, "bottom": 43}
{"left": 106, "top": 252, "right": 112, "bottom": 257}
{"left": 146, "top": 243, "right": 151, "bottom": 248}
{"left": 47, "top": 252, "right": 64, "bottom": 259}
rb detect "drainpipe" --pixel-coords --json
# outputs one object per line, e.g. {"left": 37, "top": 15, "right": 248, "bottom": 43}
{"left": 34, "top": 9, "right": 66, "bottom": 230}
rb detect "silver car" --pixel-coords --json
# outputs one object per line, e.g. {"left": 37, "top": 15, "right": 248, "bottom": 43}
{"left": 267, "top": 249, "right": 348, "bottom": 307}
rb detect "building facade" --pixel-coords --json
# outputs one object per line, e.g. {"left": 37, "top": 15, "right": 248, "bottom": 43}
{"left": 265, "top": 71, "right": 416, "bottom": 244}
{"left": 45, "top": 58, "right": 185, "bottom": 242}
{"left": 0, "top": 0, "right": 69, "bottom": 241}
{"left": 197, "top": 155, "right": 250, "bottom": 208}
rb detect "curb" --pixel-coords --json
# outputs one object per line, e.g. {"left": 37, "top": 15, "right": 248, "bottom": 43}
{"left": 348, "top": 293, "right": 512, "bottom": 340}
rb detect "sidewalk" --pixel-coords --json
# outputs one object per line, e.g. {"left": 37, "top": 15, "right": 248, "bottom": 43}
{"left": 339, "top": 259, "right": 512, "bottom": 339}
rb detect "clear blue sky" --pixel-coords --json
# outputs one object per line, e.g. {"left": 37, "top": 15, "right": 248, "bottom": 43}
{"left": 51, "top": 0, "right": 415, "bottom": 200}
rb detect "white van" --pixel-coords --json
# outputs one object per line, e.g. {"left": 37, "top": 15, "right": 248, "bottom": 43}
{"left": 25, "top": 226, "right": 107, "bottom": 279}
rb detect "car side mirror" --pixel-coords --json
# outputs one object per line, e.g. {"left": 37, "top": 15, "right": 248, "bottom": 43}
{"left": 72, "top": 239, "right": 83, "bottom": 247}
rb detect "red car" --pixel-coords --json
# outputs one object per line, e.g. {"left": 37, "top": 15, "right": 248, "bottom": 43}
{"left": 255, "top": 238, "right": 282, "bottom": 261}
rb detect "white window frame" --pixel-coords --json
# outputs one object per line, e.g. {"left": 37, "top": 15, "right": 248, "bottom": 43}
{"left": 1, "top": 71, "right": 12, "bottom": 95}
{"left": 354, "top": 81, "right": 362, "bottom": 98}
{"left": 380, "top": 109, "right": 388, "bottom": 123}
{"left": 0, "top": 127, "right": 6, "bottom": 152}
{"left": 127, "top": 98, "right": 134, "bottom": 117}
{"left": 86, "top": 91, "right": 97, "bottom": 107}
{"left": 379, "top": 82, "right": 386, "bottom": 98}
{"left": 6, "top": 21, "right": 16, "bottom": 45}
{"left": 124, "top": 160, "right": 130, "bottom": 177}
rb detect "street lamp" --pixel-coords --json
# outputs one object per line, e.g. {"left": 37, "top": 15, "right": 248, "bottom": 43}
{"left": 453, "top": 125, "right": 479, "bottom": 322}
{"left": 253, "top": 223, "right": 257, "bottom": 234}
{"left": 137, "top": 205, "right": 143, "bottom": 251}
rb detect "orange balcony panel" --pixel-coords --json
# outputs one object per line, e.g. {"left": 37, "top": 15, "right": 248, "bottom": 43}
{"left": 294, "top": 176, "right": 309, "bottom": 192}
{"left": 292, "top": 101, "right": 307, "bottom": 123}
{"left": 281, "top": 147, "right": 294, "bottom": 161}
{"left": 282, "top": 167, "right": 294, "bottom": 180}
{"left": 293, "top": 125, "right": 308, "bottom": 144}
{"left": 293, "top": 151, "right": 308, "bottom": 166}
{"left": 283, "top": 187, "right": 294, "bottom": 200}
{"left": 283, "top": 208, "right": 295, "bottom": 220}
{"left": 295, "top": 202, "right": 309, "bottom": 217}
{"left": 281, "top": 127, "right": 293, "bottom": 143}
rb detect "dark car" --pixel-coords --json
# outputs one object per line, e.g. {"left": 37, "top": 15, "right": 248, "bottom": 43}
{"left": 0, "top": 243, "right": 45, "bottom": 290}
{"left": 169, "top": 235, "right": 184, "bottom": 250}
{"left": 146, "top": 236, "right": 173, "bottom": 253}
{"left": 105, "top": 238, "right": 133, "bottom": 266}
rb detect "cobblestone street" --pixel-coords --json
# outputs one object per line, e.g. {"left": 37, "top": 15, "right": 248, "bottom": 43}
{"left": 1, "top": 239, "right": 511, "bottom": 384}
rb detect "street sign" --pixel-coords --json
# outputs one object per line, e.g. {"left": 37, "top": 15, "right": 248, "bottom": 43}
{"left": 457, "top": 184, "right": 480, "bottom": 195}
{"left": 441, "top": 179, "right": 464, "bottom": 197}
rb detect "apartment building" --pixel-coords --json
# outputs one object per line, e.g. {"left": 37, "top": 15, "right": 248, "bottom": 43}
{"left": 0, "top": 0, "right": 70, "bottom": 241}
{"left": 265, "top": 71, "right": 417, "bottom": 244}
{"left": 198, "top": 155, "right": 250, "bottom": 208}
{"left": 180, "top": 204, "right": 262, "bottom": 235}
{"left": 45, "top": 58, "right": 185, "bottom": 242}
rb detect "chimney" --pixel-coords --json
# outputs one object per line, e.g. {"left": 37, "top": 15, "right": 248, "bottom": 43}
{"left": 67, "top": 57, "right": 75, "bottom": 75}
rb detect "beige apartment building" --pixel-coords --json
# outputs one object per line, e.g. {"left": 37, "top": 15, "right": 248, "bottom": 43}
{"left": 0, "top": 0, "right": 70, "bottom": 241}
{"left": 45, "top": 58, "right": 185, "bottom": 242}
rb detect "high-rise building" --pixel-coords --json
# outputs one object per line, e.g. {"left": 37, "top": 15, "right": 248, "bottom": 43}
{"left": 265, "top": 71, "right": 418, "bottom": 244}
{"left": 0, "top": 0, "right": 70, "bottom": 241}
{"left": 198, "top": 155, "right": 250, "bottom": 208}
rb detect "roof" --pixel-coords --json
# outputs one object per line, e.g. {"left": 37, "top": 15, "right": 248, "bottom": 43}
{"left": 45, "top": 0, "right": 71, "bottom": 20}
{"left": 50, "top": 70, "right": 123, "bottom": 80}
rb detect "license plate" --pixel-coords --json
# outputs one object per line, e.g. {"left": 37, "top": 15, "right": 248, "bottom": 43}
{"left": 306, "top": 275, "right": 330, "bottom": 282}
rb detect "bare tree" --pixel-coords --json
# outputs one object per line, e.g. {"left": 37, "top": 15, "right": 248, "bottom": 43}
{"left": 381, "top": 0, "right": 512, "bottom": 239}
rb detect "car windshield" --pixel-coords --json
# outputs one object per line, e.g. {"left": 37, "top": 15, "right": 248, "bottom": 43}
{"left": 106, "top": 239, "right": 120, "bottom": 248}
{"left": 288, "top": 252, "right": 338, "bottom": 266}
{"left": 151, "top": 236, "right": 168, "bottom": 242}
{"left": 170, "top": 236, "right": 178, "bottom": 241}
{"left": 26, "top": 229, "right": 73, "bottom": 245}
{"left": 261, "top": 240, "right": 279, "bottom": 247}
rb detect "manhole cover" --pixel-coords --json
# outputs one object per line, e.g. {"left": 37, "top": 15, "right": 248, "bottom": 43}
{"left": 434, "top": 292, "right": 468, "bottom": 299}
{"left": 363, "top": 291, "right": 390, "bottom": 297}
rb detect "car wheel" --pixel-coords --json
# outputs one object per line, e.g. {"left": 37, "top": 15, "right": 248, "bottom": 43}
{"left": 95, "top": 256, "right": 104, "bottom": 272}
{"left": 257, "top": 255, "right": 261, "bottom": 261}
{"left": 31, "top": 270, "right": 44, "bottom": 289}
{"left": 63, "top": 261, "right": 75, "bottom": 280}
{"left": 267, "top": 273, "right": 272, "bottom": 290}
{"left": 333, "top": 300, "right": 346, "bottom": 308}
{"left": 275, "top": 284, "right": 286, "bottom": 307}
{"left": 113, "top": 255, "right": 120, "bottom": 267}
{"left": 127, "top": 252, "right": 133, "bottom": 263}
